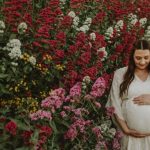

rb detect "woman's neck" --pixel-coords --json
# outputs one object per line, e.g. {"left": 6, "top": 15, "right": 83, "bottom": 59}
{"left": 135, "top": 68, "right": 149, "bottom": 74}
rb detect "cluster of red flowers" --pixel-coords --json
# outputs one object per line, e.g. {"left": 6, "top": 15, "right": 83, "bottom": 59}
{"left": 2, "top": 0, "right": 149, "bottom": 92}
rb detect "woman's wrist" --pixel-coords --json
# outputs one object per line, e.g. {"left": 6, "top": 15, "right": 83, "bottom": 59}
{"left": 122, "top": 127, "right": 130, "bottom": 135}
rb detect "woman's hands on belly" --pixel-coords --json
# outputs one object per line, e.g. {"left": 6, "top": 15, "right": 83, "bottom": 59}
{"left": 133, "top": 94, "right": 150, "bottom": 105}
{"left": 125, "top": 128, "right": 150, "bottom": 138}
{"left": 123, "top": 99, "right": 150, "bottom": 133}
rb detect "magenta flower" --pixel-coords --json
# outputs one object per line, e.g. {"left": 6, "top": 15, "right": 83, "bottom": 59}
{"left": 90, "top": 77, "right": 106, "bottom": 98}
{"left": 69, "top": 82, "right": 82, "bottom": 97}
{"left": 64, "top": 127, "right": 78, "bottom": 141}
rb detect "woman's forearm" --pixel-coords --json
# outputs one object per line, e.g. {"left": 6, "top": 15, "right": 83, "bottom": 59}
{"left": 114, "top": 114, "right": 129, "bottom": 134}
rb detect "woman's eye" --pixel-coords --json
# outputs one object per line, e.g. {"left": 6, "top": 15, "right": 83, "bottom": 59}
{"left": 136, "top": 57, "right": 141, "bottom": 60}
{"left": 144, "top": 57, "right": 149, "bottom": 59}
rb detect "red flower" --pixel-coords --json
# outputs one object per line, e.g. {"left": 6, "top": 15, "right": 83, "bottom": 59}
{"left": 83, "top": 67, "right": 97, "bottom": 80}
{"left": 5, "top": 121, "right": 17, "bottom": 135}
{"left": 115, "top": 44, "right": 124, "bottom": 53}
{"left": 69, "top": 70, "right": 78, "bottom": 80}
{"left": 67, "top": 45, "right": 78, "bottom": 55}
{"left": 0, "top": 117, "right": 6, "bottom": 122}
{"left": 56, "top": 31, "right": 66, "bottom": 46}
{"left": 92, "top": 12, "right": 106, "bottom": 25}
{"left": 76, "top": 32, "right": 87, "bottom": 44}
{"left": 21, "top": 130, "right": 33, "bottom": 145}
{"left": 55, "top": 49, "right": 65, "bottom": 59}
{"left": 49, "top": 40, "right": 58, "bottom": 49}
{"left": 77, "top": 52, "right": 91, "bottom": 65}
{"left": 60, "top": 16, "right": 72, "bottom": 28}
{"left": 40, "top": 126, "right": 53, "bottom": 136}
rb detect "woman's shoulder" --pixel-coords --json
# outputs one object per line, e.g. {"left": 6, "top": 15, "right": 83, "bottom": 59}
{"left": 114, "top": 66, "right": 128, "bottom": 77}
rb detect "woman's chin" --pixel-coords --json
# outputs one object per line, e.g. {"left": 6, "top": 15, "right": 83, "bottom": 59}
{"left": 136, "top": 65, "right": 148, "bottom": 70}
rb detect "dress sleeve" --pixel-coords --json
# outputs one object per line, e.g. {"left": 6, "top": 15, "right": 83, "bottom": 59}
{"left": 106, "top": 70, "right": 125, "bottom": 121}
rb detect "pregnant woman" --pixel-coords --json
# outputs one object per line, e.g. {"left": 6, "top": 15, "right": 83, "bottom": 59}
{"left": 106, "top": 40, "right": 150, "bottom": 150}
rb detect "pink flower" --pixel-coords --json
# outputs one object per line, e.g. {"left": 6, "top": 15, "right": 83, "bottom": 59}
{"left": 29, "top": 110, "right": 52, "bottom": 121}
{"left": 92, "top": 127, "right": 102, "bottom": 138}
{"left": 115, "top": 130, "right": 124, "bottom": 139}
{"left": 113, "top": 138, "right": 121, "bottom": 150}
{"left": 94, "top": 102, "right": 101, "bottom": 108}
{"left": 60, "top": 111, "right": 67, "bottom": 118}
{"left": 90, "top": 77, "right": 106, "bottom": 98}
{"left": 106, "top": 106, "right": 115, "bottom": 117}
{"left": 69, "top": 82, "right": 82, "bottom": 97}
{"left": 64, "top": 127, "right": 78, "bottom": 141}
{"left": 40, "top": 126, "right": 52, "bottom": 136}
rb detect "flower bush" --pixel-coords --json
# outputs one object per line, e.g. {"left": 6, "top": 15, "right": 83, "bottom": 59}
{"left": 0, "top": 76, "right": 123, "bottom": 149}
{"left": 0, "top": 0, "right": 150, "bottom": 149}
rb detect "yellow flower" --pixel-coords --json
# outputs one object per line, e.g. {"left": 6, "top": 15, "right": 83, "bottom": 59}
{"left": 55, "top": 64, "right": 65, "bottom": 71}
{"left": 14, "top": 86, "right": 18, "bottom": 92}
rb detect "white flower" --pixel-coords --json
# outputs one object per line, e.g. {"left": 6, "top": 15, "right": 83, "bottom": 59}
{"left": 68, "top": 11, "right": 76, "bottom": 18}
{"left": 8, "top": 47, "right": 22, "bottom": 59}
{"left": 7, "top": 39, "right": 21, "bottom": 49}
{"left": 108, "top": 128, "right": 116, "bottom": 137}
{"left": 73, "top": 16, "right": 79, "bottom": 26}
{"left": 83, "top": 76, "right": 91, "bottom": 84}
{"left": 130, "top": 18, "right": 138, "bottom": 26}
{"left": 17, "top": 22, "right": 28, "bottom": 34}
{"left": 105, "top": 27, "right": 114, "bottom": 39}
{"left": 144, "top": 26, "right": 150, "bottom": 41}
{"left": 79, "top": 25, "right": 89, "bottom": 33}
{"left": 147, "top": 26, "right": 150, "bottom": 30}
{"left": 128, "top": 13, "right": 137, "bottom": 20}
{"left": 90, "top": 33, "right": 96, "bottom": 41}
{"left": 100, "top": 123, "right": 109, "bottom": 133}
{"left": 59, "top": 0, "right": 66, "bottom": 4}
{"left": 84, "top": 17, "right": 92, "bottom": 26}
{"left": 104, "top": 120, "right": 112, "bottom": 128}
{"left": 139, "top": 17, "right": 147, "bottom": 27}
{"left": 0, "top": 30, "right": 4, "bottom": 34}
{"left": 115, "top": 20, "right": 124, "bottom": 30}
{"left": 29, "top": 56, "right": 36, "bottom": 65}
{"left": 11, "top": 62, "right": 18, "bottom": 66}
{"left": 0, "top": 20, "right": 5, "bottom": 29}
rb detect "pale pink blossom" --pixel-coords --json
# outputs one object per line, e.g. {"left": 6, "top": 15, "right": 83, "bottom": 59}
{"left": 29, "top": 110, "right": 52, "bottom": 121}
{"left": 113, "top": 138, "right": 121, "bottom": 150}
{"left": 106, "top": 106, "right": 115, "bottom": 117}
{"left": 60, "top": 111, "right": 67, "bottom": 118}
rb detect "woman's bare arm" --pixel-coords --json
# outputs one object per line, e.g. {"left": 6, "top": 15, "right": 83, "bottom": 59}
{"left": 114, "top": 114, "right": 150, "bottom": 137}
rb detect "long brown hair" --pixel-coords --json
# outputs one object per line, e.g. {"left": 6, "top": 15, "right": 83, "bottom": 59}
{"left": 120, "top": 40, "right": 150, "bottom": 98}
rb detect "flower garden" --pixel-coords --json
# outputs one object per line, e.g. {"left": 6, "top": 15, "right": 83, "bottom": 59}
{"left": 0, "top": 0, "right": 150, "bottom": 149}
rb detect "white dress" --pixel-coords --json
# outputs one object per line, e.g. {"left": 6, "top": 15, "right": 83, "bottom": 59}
{"left": 106, "top": 66, "right": 150, "bottom": 150}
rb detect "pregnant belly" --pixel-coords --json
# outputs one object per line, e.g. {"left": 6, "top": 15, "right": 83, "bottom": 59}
{"left": 124, "top": 100, "right": 150, "bottom": 133}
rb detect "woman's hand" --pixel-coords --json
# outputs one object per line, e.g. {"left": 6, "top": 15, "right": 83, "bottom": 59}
{"left": 133, "top": 94, "right": 150, "bottom": 105}
{"left": 124, "top": 128, "right": 150, "bottom": 138}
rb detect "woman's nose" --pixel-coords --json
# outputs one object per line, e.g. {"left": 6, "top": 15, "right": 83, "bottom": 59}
{"left": 140, "top": 59, "right": 146, "bottom": 65}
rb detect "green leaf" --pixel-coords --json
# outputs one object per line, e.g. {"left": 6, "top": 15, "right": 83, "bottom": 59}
{"left": 49, "top": 121, "right": 58, "bottom": 134}
{"left": 0, "top": 74, "right": 8, "bottom": 78}
{"left": 15, "top": 147, "right": 31, "bottom": 150}
{"left": 30, "top": 129, "right": 39, "bottom": 145}
{"left": 9, "top": 33, "right": 17, "bottom": 39}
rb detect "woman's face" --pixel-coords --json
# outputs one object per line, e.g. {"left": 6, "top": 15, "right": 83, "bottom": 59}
{"left": 133, "top": 49, "right": 150, "bottom": 70}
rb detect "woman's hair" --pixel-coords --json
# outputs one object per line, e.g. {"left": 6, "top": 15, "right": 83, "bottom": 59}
{"left": 119, "top": 40, "right": 150, "bottom": 98}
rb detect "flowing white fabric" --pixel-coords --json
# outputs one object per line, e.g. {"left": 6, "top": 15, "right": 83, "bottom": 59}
{"left": 106, "top": 66, "right": 150, "bottom": 150}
